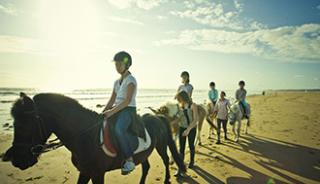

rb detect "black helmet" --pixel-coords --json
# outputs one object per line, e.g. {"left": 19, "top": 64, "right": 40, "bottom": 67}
{"left": 209, "top": 82, "right": 215, "bottom": 86}
{"left": 239, "top": 80, "right": 245, "bottom": 85}
{"left": 113, "top": 51, "right": 132, "bottom": 69}
{"left": 180, "top": 71, "right": 189, "bottom": 77}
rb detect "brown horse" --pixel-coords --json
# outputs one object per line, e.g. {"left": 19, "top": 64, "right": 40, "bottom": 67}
{"left": 148, "top": 102, "right": 216, "bottom": 146}
{"left": 3, "top": 93, "right": 186, "bottom": 184}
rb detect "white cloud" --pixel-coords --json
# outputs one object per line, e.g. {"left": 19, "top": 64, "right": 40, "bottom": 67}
{"left": 156, "top": 24, "right": 320, "bottom": 63}
{"left": 294, "top": 75, "right": 304, "bottom": 78}
{"left": 108, "top": 0, "right": 165, "bottom": 10}
{"left": 157, "top": 15, "right": 167, "bottom": 20}
{"left": 234, "top": 0, "right": 243, "bottom": 12}
{"left": 0, "top": 3, "right": 18, "bottom": 16}
{"left": 171, "top": 1, "right": 265, "bottom": 31}
{"left": 108, "top": 16, "right": 144, "bottom": 26}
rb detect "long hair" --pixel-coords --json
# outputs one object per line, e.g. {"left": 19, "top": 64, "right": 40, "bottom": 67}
{"left": 176, "top": 91, "right": 192, "bottom": 106}
{"left": 181, "top": 71, "right": 190, "bottom": 84}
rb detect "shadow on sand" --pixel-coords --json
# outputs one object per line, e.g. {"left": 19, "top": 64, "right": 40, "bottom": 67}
{"left": 199, "top": 134, "right": 320, "bottom": 184}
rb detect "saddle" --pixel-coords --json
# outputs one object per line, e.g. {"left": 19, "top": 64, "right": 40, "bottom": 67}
{"left": 99, "top": 112, "right": 151, "bottom": 158}
{"left": 239, "top": 102, "right": 250, "bottom": 119}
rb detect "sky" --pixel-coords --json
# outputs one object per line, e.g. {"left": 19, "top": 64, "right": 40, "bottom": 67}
{"left": 0, "top": 0, "right": 319, "bottom": 91}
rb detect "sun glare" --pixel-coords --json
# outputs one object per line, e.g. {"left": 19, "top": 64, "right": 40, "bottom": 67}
{"left": 37, "top": 0, "right": 102, "bottom": 59}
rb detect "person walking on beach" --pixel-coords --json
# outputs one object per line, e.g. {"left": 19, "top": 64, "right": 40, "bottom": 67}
{"left": 175, "top": 91, "right": 199, "bottom": 173}
{"left": 177, "top": 71, "right": 193, "bottom": 98}
{"left": 213, "top": 91, "right": 231, "bottom": 144}
{"left": 235, "top": 80, "right": 249, "bottom": 118}
{"left": 208, "top": 82, "right": 218, "bottom": 112}
{"left": 103, "top": 51, "right": 138, "bottom": 175}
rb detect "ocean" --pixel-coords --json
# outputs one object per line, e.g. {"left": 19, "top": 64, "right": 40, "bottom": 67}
{"left": 0, "top": 88, "right": 261, "bottom": 132}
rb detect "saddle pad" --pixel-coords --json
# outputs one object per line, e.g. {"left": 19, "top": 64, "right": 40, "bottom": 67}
{"left": 100, "top": 119, "right": 151, "bottom": 158}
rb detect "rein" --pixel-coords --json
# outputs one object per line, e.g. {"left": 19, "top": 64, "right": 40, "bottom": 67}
{"left": 20, "top": 108, "right": 103, "bottom": 156}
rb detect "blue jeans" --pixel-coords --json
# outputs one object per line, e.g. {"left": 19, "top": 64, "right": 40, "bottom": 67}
{"left": 114, "top": 108, "right": 136, "bottom": 159}
{"left": 239, "top": 100, "right": 248, "bottom": 114}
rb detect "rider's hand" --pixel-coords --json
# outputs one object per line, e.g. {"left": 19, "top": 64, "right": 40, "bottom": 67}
{"left": 182, "top": 129, "right": 190, "bottom": 137}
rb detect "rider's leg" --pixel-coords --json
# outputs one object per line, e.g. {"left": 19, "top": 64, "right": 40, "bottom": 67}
{"left": 222, "top": 119, "right": 228, "bottom": 140}
{"left": 175, "top": 127, "right": 187, "bottom": 176}
{"left": 187, "top": 127, "right": 197, "bottom": 168}
{"left": 178, "top": 127, "right": 187, "bottom": 161}
{"left": 114, "top": 110, "right": 135, "bottom": 174}
{"left": 216, "top": 119, "right": 222, "bottom": 144}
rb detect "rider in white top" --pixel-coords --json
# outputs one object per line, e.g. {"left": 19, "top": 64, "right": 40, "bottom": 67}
{"left": 177, "top": 71, "right": 193, "bottom": 98}
{"left": 114, "top": 74, "right": 137, "bottom": 107}
{"left": 103, "top": 51, "right": 137, "bottom": 175}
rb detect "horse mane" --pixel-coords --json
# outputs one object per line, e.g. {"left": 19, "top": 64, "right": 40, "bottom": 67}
{"left": 32, "top": 93, "right": 101, "bottom": 125}
{"left": 161, "top": 101, "right": 179, "bottom": 118}
{"left": 34, "top": 93, "right": 96, "bottom": 111}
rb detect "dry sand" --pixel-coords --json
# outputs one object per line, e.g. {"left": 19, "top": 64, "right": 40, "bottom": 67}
{"left": 0, "top": 92, "right": 319, "bottom": 184}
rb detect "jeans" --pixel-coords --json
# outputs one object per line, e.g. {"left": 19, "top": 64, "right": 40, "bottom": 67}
{"left": 114, "top": 108, "right": 136, "bottom": 159}
{"left": 179, "top": 127, "right": 196, "bottom": 163}
{"left": 217, "top": 119, "right": 227, "bottom": 140}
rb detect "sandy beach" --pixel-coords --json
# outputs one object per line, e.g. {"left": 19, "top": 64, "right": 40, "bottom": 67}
{"left": 0, "top": 92, "right": 319, "bottom": 184}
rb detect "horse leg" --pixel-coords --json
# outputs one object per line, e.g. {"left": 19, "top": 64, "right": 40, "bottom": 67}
{"left": 235, "top": 120, "right": 241, "bottom": 142}
{"left": 169, "top": 133, "right": 178, "bottom": 165}
{"left": 156, "top": 144, "right": 171, "bottom": 184}
{"left": 232, "top": 124, "right": 236, "bottom": 141}
{"left": 196, "top": 127, "right": 202, "bottom": 146}
{"left": 139, "top": 159, "right": 150, "bottom": 184}
{"left": 77, "top": 173, "right": 91, "bottom": 184}
{"left": 91, "top": 173, "right": 105, "bottom": 184}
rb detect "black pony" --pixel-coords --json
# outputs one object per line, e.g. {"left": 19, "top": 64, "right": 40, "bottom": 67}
{"left": 3, "top": 92, "right": 186, "bottom": 184}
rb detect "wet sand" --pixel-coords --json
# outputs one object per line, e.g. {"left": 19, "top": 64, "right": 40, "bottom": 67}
{"left": 0, "top": 92, "right": 320, "bottom": 184}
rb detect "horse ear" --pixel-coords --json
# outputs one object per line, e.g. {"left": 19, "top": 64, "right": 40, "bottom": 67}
{"left": 20, "top": 92, "right": 27, "bottom": 98}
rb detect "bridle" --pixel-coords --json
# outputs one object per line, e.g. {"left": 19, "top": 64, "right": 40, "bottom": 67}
{"left": 13, "top": 108, "right": 62, "bottom": 156}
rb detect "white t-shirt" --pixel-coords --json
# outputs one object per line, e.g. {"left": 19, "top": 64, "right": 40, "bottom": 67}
{"left": 214, "top": 99, "right": 231, "bottom": 120}
{"left": 178, "top": 84, "right": 194, "bottom": 96}
{"left": 113, "top": 74, "right": 137, "bottom": 107}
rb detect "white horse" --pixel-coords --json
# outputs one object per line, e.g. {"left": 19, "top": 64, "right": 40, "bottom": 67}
{"left": 228, "top": 102, "right": 251, "bottom": 142}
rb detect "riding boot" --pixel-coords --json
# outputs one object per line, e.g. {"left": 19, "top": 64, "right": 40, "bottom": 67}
{"left": 188, "top": 150, "right": 195, "bottom": 168}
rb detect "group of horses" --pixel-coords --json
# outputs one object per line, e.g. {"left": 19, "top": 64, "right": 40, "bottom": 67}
{"left": 149, "top": 100, "right": 250, "bottom": 146}
{"left": 2, "top": 92, "right": 250, "bottom": 184}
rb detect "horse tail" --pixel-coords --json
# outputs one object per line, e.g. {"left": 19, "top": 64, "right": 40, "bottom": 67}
{"left": 158, "top": 116, "right": 186, "bottom": 173}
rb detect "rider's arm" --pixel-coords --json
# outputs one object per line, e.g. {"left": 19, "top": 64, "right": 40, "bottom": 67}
{"left": 104, "top": 83, "right": 135, "bottom": 117}
{"left": 189, "top": 88, "right": 193, "bottom": 98}
{"left": 103, "top": 89, "right": 116, "bottom": 112}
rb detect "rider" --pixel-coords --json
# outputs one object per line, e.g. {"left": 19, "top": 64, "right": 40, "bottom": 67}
{"left": 235, "top": 80, "right": 248, "bottom": 118}
{"left": 213, "top": 91, "right": 231, "bottom": 144}
{"left": 103, "top": 51, "right": 137, "bottom": 175}
{"left": 208, "top": 81, "right": 218, "bottom": 112}
{"left": 177, "top": 71, "right": 193, "bottom": 98}
{"left": 176, "top": 91, "right": 199, "bottom": 170}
